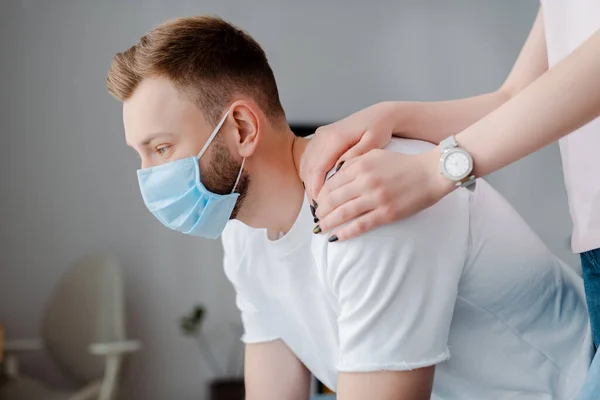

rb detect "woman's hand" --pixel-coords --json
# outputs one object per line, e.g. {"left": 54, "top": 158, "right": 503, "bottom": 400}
{"left": 314, "top": 148, "right": 454, "bottom": 241}
{"left": 299, "top": 102, "right": 399, "bottom": 202}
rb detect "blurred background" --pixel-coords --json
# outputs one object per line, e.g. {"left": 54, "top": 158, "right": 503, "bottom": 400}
{"left": 0, "top": 0, "right": 575, "bottom": 399}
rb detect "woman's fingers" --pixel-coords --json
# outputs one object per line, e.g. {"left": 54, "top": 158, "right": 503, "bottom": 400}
{"left": 328, "top": 207, "right": 392, "bottom": 242}
{"left": 300, "top": 143, "right": 337, "bottom": 201}
{"left": 305, "top": 167, "right": 328, "bottom": 204}
{"left": 315, "top": 175, "right": 362, "bottom": 222}
{"left": 316, "top": 151, "right": 381, "bottom": 221}
{"left": 320, "top": 150, "right": 455, "bottom": 242}
{"left": 338, "top": 130, "right": 384, "bottom": 162}
{"left": 299, "top": 125, "right": 359, "bottom": 201}
{"left": 316, "top": 195, "right": 373, "bottom": 233}
{"left": 299, "top": 102, "right": 397, "bottom": 202}
{"left": 315, "top": 159, "right": 360, "bottom": 211}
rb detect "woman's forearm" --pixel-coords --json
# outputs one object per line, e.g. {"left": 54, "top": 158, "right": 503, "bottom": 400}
{"left": 389, "top": 91, "right": 510, "bottom": 144}
{"left": 457, "top": 28, "right": 600, "bottom": 178}
{"left": 390, "top": 8, "right": 548, "bottom": 145}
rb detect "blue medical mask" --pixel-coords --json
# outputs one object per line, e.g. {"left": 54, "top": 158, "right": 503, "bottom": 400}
{"left": 136, "top": 110, "right": 245, "bottom": 239}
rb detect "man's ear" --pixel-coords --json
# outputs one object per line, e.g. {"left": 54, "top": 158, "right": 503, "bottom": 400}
{"left": 229, "top": 101, "right": 261, "bottom": 158}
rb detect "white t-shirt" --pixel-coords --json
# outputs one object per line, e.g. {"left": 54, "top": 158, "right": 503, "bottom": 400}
{"left": 222, "top": 138, "right": 592, "bottom": 399}
{"left": 541, "top": 0, "right": 600, "bottom": 253}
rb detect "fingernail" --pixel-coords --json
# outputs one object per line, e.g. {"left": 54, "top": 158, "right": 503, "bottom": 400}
{"left": 328, "top": 235, "right": 338, "bottom": 243}
{"left": 313, "top": 200, "right": 318, "bottom": 209}
{"left": 313, "top": 225, "right": 321, "bottom": 234}
{"left": 310, "top": 205, "right": 316, "bottom": 217}
{"left": 314, "top": 217, "right": 319, "bottom": 223}
{"left": 335, "top": 161, "right": 345, "bottom": 172}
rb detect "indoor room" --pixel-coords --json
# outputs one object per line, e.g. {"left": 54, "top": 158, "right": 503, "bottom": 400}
{"left": 1, "top": 1, "right": 598, "bottom": 399}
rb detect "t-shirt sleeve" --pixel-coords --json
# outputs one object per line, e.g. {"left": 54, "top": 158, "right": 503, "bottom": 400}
{"left": 325, "top": 190, "right": 470, "bottom": 372}
{"left": 222, "top": 223, "right": 279, "bottom": 344}
{"left": 233, "top": 285, "right": 279, "bottom": 344}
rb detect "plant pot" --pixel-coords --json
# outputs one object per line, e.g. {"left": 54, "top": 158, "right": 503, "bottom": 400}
{"left": 209, "top": 378, "right": 245, "bottom": 400}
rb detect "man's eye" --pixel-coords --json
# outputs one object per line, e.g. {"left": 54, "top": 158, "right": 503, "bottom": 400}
{"left": 156, "top": 145, "right": 171, "bottom": 156}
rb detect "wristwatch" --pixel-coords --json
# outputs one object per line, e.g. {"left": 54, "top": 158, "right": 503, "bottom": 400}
{"left": 439, "top": 136, "right": 476, "bottom": 191}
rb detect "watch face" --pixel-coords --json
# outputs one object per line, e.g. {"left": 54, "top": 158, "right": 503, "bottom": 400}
{"left": 443, "top": 149, "right": 472, "bottom": 179}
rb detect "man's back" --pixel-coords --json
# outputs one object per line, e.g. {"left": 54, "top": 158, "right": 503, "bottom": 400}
{"left": 433, "top": 177, "right": 591, "bottom": 398}
{"left": 223, "top": 138, "right": 592, "bottom": 399}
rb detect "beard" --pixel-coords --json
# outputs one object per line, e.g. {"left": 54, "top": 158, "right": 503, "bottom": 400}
{"left": 200, "top": 135, "right": 250, "bottom": 220}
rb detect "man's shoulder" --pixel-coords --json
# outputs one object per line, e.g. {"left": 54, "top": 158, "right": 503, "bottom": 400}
{"left": 222, "top": 220, "right": 259, "bottom": 252}
{"left": 385, "top": 137, "right": 436, "bottom": 154}
{"left": 221, "top": 220, "right": 265, "bottom": 278}
{"left": 336, "top": 185, "right": 471, "bottom": 246}
{"left": 315, "top": 187, "right": 472, "bottom": 286}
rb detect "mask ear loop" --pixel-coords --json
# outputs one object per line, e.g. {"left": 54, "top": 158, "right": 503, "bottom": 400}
{"left": 196, "top": 108, "right": 245, "bottom": 194}
{"left": 231, "top": 158, "right": 246, "bottom": 194}
{"left": 197, "top": 109, "right": 231, "bottom": 159}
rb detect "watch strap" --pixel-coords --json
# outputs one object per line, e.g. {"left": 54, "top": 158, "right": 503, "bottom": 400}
{"left": 457, "top": 175, "right": 477, "bottom": 192}
{"left": 440, "top": 135, "right": 458, "bottom": 151}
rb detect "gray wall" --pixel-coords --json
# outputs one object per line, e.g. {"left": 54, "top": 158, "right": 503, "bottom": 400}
{"left": 0, "top": 1, "right": 576, "bottom": 399}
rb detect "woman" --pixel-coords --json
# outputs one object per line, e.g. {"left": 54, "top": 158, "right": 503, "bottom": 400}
{"left": 300, "top": 4, "right": 600, "bottom": 399}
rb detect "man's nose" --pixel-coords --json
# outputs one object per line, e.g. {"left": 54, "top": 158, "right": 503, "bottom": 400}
{"left": 140, "top": 158, "right": 152, "bottom": 170}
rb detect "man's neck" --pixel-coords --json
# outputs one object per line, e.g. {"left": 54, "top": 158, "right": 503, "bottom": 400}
{"left": 236, "top": 125, "right": 309, "bottom": 237}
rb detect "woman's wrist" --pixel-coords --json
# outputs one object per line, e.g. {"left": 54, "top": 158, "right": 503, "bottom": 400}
{"left": 381, "top": 102, "right": 458, "bottom": 197}
{"left": 376, "top": 101, "right": 410, "bottom": 134}
{"left": 377, "top": 101, "right": 460, "bottom": 197}
{"left": 423, "top": 147, "right": 456, "bottom": 198}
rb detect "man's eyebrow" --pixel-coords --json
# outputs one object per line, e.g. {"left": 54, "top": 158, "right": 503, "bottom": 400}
{"left": 140, "top": 132, "right": 175, "bottom": 146}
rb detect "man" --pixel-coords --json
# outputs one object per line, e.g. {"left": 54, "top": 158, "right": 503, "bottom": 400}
{"left": 107, "top": 16, "right": 593, "bottom": 399}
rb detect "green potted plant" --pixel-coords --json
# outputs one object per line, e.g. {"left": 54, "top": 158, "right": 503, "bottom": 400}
{"left": 180, "top": 305, "right": 245, "bottom": 400}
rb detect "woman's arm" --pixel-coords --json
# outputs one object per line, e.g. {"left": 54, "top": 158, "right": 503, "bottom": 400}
{"left": 309, "top": 11, "right": 600, "bottom": 241}
{"left": 458, "top": 26, "right": 600, "bottom": 178}
{"left": 316, "top": 25, "right": 600, "bottom": 240}
{"left": 391, "top": 8, "right": 547, "bottom": 144}
{"left": 300, "top": 9, "right": 546, "bottom": 202}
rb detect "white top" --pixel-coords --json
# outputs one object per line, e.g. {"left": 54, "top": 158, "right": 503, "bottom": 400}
{"left": 541, "top": 0, "right": 600, "bottom": 253}
{"left": 222, "top": 138, "right": 592, "bottom": 399}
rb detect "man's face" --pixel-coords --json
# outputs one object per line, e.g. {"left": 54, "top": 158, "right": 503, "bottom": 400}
{"left": 123, "top": 76, "right": 249, "bottom": 216}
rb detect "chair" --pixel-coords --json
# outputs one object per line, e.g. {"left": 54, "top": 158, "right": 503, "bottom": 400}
{"left": 0, "top": 254, "right": 141, "bottom": 400}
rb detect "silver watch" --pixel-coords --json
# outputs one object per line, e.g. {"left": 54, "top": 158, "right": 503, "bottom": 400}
{"left": 439, "top": 136, "right": 476, "bottom": 191}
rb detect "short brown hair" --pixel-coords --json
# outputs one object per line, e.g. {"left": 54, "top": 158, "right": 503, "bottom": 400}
{"left": 107, "top": 16, "right": 285, "bottom": 124}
